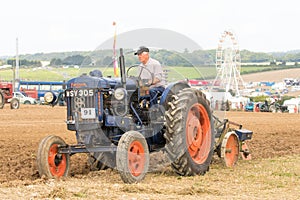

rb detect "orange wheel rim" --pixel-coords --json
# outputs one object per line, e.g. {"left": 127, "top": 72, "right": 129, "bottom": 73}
{"left": 186, "top": 103, "right": 211, "bottom": 164}
{"left": 128, "top": 141, "right": 145, "bottom": 177}
{"left": 48, "top": 144, "right": 67, "bottom": 177}
{"left": 225, "top": 134, "right": 239, "bottom": 167}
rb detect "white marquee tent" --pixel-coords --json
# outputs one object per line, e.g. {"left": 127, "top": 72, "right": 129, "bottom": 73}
{"left": 283, "top": 98, "right": 300, "bottom": 113}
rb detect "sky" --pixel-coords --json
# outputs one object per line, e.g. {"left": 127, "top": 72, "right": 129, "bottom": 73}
{"left": 0, "top": 0, "right": 299, "bottom": 56}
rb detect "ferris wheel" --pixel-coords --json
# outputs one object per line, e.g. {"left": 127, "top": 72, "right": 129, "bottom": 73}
{"left": 213, "top": 30, "right": 244, "bottom": 96}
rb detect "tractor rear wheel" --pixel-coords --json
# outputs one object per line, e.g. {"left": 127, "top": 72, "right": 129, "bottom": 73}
{"left": 10, "top": 98, "right": 20, "bottom": 109}
{"left": 165, "top": 88, "right": 214, "bottom": 176}
{"left": 37, "top": 135, "right": 70, "bottom": 178}
{"left": 0, "top": 91, "right": 4, "bottom": 109}
{"left": 116, "top": 131, "right": 149, "bottom": 183}
{"left": 221, "top": 131, "right": 239, "bottom": 167}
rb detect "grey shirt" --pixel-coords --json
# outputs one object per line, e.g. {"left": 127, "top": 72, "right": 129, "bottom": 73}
{"left": 138, "top": 57, "right": 165, "bottom": 88}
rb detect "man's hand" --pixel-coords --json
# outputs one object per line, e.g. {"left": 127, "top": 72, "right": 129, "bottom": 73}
{"left": 151, "top": 77, "right": 161, "bottom": 85}
{"left": 142, "top": 77, "right": 160, "bottom": 86}
{"left": 140, "top": 79, "right": 151, "bottom": 87}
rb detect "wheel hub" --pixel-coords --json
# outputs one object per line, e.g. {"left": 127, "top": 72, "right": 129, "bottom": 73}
{"left": 187, "top": 115, "right": 203, "bottom": 154}
{"left": 48, "top": 144, "right": 67, "bottom": 177}
{"left": 128, "top": 141, "right": 145, "bottom": 177}
{"left": 186, "top": 104, "right": 211, "bottom": 164}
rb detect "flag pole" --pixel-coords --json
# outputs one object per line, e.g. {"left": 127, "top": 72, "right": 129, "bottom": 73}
{"left": 113, "top": 21, "right": 118, "bottom": 77}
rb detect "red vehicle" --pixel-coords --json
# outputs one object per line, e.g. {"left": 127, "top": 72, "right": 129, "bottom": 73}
{"left": 0, "top": 82, "right": 20, "bottom": 109}
{"left": 188, "top": 79, "right": 209, "bottom": 86}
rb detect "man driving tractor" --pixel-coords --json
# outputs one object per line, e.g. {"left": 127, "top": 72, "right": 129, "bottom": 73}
{"left": 134, "top": 46, "right": 165, "bottom": 106}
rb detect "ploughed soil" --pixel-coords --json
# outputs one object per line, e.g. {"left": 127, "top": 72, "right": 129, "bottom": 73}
{"left": 0, "top": 105, "right": 300, "bottom": 199}
{"left": 241, "top": 68, "right": 300, "bottom": 83}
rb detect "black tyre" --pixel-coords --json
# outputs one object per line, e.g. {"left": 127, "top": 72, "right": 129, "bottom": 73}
{"left": 37, "top": 135, "right": 70, "bottom": 178}
{"left": 24, "top": 100, "right": 31, "bottom": 105}
{"left": 0, "top": 91, "right": 4, "bottom": 109}
{"left": 165, "top": 88, "right": 214, "bottom": 176}
{"left": 58, "top": 92, "right": 66, "bottom": 106}
{"left": 10, "top": 98, "right": 20, "bottom": 109}
{"left": 116, "top": 131, "right": 149, "bottom": 183}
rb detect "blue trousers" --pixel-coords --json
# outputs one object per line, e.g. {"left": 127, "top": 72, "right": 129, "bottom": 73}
{"left": 149, "top": 86, "right": 165, "bottom": 107}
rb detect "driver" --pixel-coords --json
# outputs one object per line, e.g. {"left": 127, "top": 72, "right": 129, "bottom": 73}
{"left": 134, "top": 46, "right": 165, "bottom": 107}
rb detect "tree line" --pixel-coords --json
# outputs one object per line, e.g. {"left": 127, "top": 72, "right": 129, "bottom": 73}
{"left": 1, "top": 49, "right": 300, "bottom": 68}
{"left": 5, "top": 58, "right": 41, "bottom": 67}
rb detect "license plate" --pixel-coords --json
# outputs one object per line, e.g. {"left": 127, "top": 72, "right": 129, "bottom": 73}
{"left": 81, "top": 108, "right": 96, "bottom": 119}
{"left": 66, "top": 89, "right": 94, "bottom": 97}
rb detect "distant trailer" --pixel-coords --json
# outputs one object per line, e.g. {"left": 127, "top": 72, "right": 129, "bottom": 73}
{"left": 18, "top": 81, "right": 66, "bottom": 99}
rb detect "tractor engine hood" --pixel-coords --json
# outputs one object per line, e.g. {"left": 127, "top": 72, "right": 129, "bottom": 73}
{"left": 67, "top": 73, "right": 138, "bottom": 91}
{"left": 67, "top": 73, "right": 115, "bottom": 89}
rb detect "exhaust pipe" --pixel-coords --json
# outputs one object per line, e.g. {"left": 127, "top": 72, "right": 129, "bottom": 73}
{"left": 118, "top": 48, "right": 126, "bottom": 87}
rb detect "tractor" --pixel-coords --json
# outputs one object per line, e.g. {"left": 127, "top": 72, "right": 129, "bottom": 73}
{"left": 37, "top": 49, "right": 252, "bottom": 183}
{"left": 260, "top": 100, "right": 289, "bottom": 113}
{"left": 0, "top": 82, "right": 20, "bottom": 109}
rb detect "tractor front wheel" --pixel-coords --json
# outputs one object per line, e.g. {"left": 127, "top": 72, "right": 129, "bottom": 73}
{"left": 37, "top": 135, "right": 70, "bottom": 178}
{"left": 116, "top": 131, "right": 149, "bottom": 183}
{"left": 10, "top": 98, "right": 20, "bottom": 109}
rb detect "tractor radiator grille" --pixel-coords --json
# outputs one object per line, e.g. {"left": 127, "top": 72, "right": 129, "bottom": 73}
{"left": 65, "top": 89, "right": 102, "bottom": 124}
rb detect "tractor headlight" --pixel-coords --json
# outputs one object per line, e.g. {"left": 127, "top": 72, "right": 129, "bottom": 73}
{"left": 44, "top": 92, "right": 55, "bottom": 103}
{"left": 114, "top": 88, "right": 126, "bottom": 101}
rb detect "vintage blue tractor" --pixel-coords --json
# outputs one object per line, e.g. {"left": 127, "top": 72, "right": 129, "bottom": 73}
{"left": 37, "top": 48, "right": 251, "bottom": 183}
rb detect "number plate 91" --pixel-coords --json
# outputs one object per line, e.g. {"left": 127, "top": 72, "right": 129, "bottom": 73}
{"left": 81, "top": 108, "right": 96, "bottom": 119}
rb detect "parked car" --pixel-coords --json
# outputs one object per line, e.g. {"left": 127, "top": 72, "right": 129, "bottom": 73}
{"left": 13, "top": 92, "right": 37, "bottom": 104}
{"left": 245, "top": 102, "right": 265, "bottom": 112}
{"left": 245, "top": 102, "right": 254, "bottom": 111}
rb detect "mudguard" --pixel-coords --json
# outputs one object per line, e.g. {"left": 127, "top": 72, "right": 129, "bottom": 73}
{"left": 160, "top": 81, "right": 190, "bottom": 109}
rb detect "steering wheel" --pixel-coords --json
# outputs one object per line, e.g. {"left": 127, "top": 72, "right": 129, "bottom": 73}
{"left": 126, "top": 65, "right": 154, "bottom": 87}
